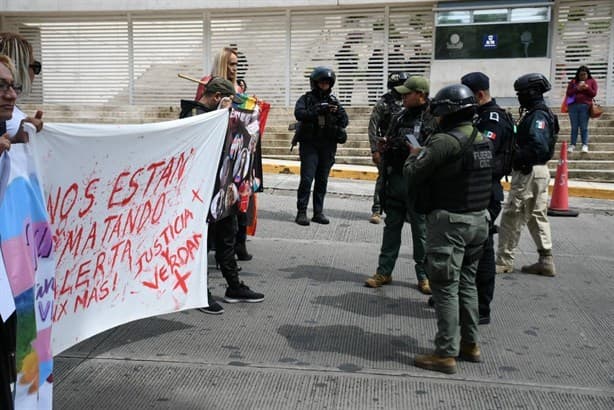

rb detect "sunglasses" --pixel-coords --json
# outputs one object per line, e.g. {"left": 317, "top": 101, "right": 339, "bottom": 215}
{"left": 29, "top": 60, "right": 42, "bottom": 75}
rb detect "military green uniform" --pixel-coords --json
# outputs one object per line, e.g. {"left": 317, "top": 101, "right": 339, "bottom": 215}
{"left": 376, "top": 104, "right": 436, "bottom": 281}
{"left": 404, "top": 122, "right": 490, "bottom": 357}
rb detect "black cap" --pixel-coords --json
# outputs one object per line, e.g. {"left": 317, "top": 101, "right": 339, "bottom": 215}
{"left": 461, "top": 72, "right": 490, "bottom": 93}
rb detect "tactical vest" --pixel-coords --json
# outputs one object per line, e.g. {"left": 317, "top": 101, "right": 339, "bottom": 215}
{"left": 384, "top": 106, "right": 428, "bottom": 173}
{"left": 428, "top": 127, "right": 493, "bottom": 213}
{"left": 378, "top": 93, "right": 402, "bottom": 138}
{"left": 298, "top": 92, "right": 342, "bottom": 143}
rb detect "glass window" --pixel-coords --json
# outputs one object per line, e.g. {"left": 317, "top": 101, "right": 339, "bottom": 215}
{"left": 435, "top": 22, "right": 549, "bottom": 59}
{"left": 437, "top": 11, "right": 471, "bottom": 25}
{"left": 473, "top": 9, "right": 508, "bottom": 24}
{"left": 511, "top": 7, "right": 549, "bottom": 22}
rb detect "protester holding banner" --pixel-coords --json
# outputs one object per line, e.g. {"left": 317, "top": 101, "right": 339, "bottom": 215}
{"left": 0, "top": 53, "right": 18, "bottom": 410}
{"left": 0, "top": 53, "right": 47, "bottom": 410}
{"left": 195, "top": 46, "right": 256, "bottom": 261}
{"left": 181, "top": 77, "right": 264, "bottom": 313}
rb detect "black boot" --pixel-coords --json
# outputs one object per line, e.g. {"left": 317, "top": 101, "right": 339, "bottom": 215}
{"left": 235, "top": 241, "right": 253, "bottom": 261}
{"left": 311, "top": 213, "right": 330, "bottom": 224}
{"left": 295, "top": 210, "right": 310, "bottom": 226}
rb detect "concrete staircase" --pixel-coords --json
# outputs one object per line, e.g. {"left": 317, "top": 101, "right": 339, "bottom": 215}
{"left": 263, "top": 106, "right": 614, "bottom": 182}
{"left": 17, "top": 104, "right": 614, "bottom": 182}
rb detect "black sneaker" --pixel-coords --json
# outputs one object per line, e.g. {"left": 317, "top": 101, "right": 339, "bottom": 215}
{"left": 479, "top": 315, "right": 491, "bottom": 325}
{"left": 311, "top": 213, "right": 330, "bottom": 224}
{"left": 224, "top": 283, "right": 264, "bottom": 303}
{"left": 198, "top": 300, "right": 225, "bottom": 315}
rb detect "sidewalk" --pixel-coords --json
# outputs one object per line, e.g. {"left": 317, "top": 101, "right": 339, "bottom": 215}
{"left": 263, "top": 158, "right": 614, "bottom": 200}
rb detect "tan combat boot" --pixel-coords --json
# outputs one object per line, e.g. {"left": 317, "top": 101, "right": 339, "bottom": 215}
{"left": 495, "top": 264, "right": 514, "bottom": 274}
{"left": 414, "top": 354, "right": 457, "bottom": 374}
{"left": 369, "top": 212, "right": 382, "bottom": 224}
{"left": 418, "top": 279, "right": 432, "bottom": 295}
{"left": 365, "top": 273, "right": 392, "bottom": 288}
{"left": 459, "top": 342, "right": 481, "bottom": 362}
{"left": 521, "top": 255, "right": 556, "bottom": 277}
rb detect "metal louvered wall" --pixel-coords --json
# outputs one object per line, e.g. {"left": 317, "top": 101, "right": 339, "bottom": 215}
{"left": 1, "top": 5, "right": 435, "bottom": 107}
{"left": 553, "top": 0, "right": 613, "bottom": 104}
{"left": 209, "top": 12, "right": 288, "bottom": 105}
{"left": 6, "top": 2, "right": 612, "bottom": 106}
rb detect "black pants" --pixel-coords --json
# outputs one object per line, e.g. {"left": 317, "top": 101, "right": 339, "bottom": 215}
{"left": 236, "top": 212, "right": 248, "bottom": 244}
{"left": 297, "top": 142, "right": 336, "bottom": 215}
{"left": 209, "top": 215, "right": 241, "bottom": 289}
{"left": 0, "top": 313, "right": 16, "bottom": 410}
{"left": 476, "top": 183, "right": 503, "bottom": 318}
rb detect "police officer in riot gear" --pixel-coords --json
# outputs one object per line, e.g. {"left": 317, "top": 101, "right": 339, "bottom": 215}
{"left": 294, "top": 66, "right": 349, "bottom": 226}
{"left": 405, "top": 84, "right": 492, "bottom": 374}
{"left": 496, "top": 73, "right": 558, "bottom": 277}
{"left": 367, "top": 71, "right": 408, "bottom": 224}
{"left": 461, "top": 72, "right": 515, "bottom": 325}
{"left": 365, "top": 76, "right": 436, "bottom": 295}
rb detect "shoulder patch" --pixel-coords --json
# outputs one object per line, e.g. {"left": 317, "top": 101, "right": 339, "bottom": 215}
{"left": 489, "top": 111, "right": 500, "bottom": 122}
{"left": 485, "top": 130, "right": 497, "bottom": 140}
{"left": 535, "top": 120, "right": 546, "bottom": 130}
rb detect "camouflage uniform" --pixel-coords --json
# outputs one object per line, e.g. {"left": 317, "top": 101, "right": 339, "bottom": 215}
{"left": 368, "top": 92, "right": 403, "bottom": 215}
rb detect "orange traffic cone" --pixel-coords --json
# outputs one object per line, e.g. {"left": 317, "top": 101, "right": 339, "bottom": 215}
{"left": 548, "top": 141, "right": 579, "bottom": 217}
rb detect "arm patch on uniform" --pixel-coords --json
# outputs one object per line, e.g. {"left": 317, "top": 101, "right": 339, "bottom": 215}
{"left": 485, "top": 130, "right": 497, "bottom": 140}
{"left": 489, "top": 111, "right": 500, "bottom": 122}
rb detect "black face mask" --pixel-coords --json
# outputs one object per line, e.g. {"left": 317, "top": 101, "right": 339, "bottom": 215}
{"left": 517, "top": 92, "right": 533, "bottom": 108}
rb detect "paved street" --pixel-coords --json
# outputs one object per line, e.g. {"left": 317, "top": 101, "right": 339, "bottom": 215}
{"left": 53, "top": 174, "right": 614, "bottom": 409}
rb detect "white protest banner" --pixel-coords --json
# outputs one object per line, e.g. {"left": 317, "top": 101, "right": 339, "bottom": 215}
{"left": 30, "top": 109, "right": 228, "bottom": 354}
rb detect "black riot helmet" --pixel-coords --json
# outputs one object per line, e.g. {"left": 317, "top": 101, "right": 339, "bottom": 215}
{"left": 429, "top": 84, "right": 477, "bottom": 117}
{"left": 514, "top": 73, "right": 551, "bottom": 95}
{"left": 309, "top": 66, "right": 336, "bottom": 90}
{"left": 387, "top": 71, "right": 410, "bottom": 89}
{"left": 514, "top": 73, "right": 551, "bottom": 107}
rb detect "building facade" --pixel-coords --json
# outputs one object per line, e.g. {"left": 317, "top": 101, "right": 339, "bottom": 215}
{"left": 1, "top": 0, "right": 612, "bottom": 107}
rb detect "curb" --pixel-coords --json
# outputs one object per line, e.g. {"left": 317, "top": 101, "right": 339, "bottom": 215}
{"left": 262, "top": 161, "right": 614, "bottom": 201}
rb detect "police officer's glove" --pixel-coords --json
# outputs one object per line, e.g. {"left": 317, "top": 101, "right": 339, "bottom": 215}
{"left": 317, "top": 103, "right": 330, "bottom": 114}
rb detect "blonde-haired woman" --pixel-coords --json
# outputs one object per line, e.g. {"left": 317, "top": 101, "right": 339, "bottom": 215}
{"left": 195, "top": 46, "right": 246, "bottom": 100}
{"left": 0, "top": 32, "right": 43, "bottom": 139}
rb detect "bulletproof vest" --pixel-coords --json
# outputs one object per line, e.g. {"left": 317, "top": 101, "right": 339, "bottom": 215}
{"left": 301, "top": 92, "right": 341, "bottom": 142}
{"left": 428, "top": 126, "right": 493, "bottom": 213}
{"left": 379, "top": 93, "right": 402, "bottom": 138}
{"left": 533, "top": 105, "right": 559, "bottom": 163}
{"left": 477, "top": 105, "right": 515, "bottom": 178}
{"left": 384, "top": 107, "right": 426, "bottom": 172}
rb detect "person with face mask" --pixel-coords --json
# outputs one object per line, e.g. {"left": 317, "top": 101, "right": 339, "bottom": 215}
{"left": 293, "top": 66, "right": 349, "bottom": 226}
{"left": 496, "top": 73, "right": 558, "bottom": 278}
{"left": 367, "top": 71, "right": 408, "bottom": 225}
